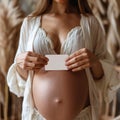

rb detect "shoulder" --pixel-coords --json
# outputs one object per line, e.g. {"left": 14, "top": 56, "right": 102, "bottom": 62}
{"left": 81, "top": 14, "right": 100, "bottom": 26}
{"left": 82, "top": 14, "right": 104, "bottom": 32}
{"left": 89, "top": 15, "right": 102, "bottom": 28}
{"left": 22, "top": 15, "right": 41, "bottom": 29}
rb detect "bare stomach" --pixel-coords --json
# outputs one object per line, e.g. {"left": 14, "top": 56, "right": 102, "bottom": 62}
{"left": 32, "top": 70, "right": 89, "bottom": 120}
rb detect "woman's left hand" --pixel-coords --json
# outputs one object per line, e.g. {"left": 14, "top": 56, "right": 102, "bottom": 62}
{"left": 65, "top": 48, "right": 99, "bottom": 72}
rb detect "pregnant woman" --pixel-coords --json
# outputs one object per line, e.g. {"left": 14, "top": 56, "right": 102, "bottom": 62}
{"left": 7, "top": 0, "right": 119, "bottom": 120}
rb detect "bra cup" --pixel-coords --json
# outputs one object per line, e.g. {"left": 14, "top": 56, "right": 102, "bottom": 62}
{"left": 33, "top": 26, "right": 84, "bottom": 55}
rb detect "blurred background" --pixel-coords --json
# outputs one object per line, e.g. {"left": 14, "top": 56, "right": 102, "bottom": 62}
{"left": 0, "top": 0, "right": 120, "bottom": 120}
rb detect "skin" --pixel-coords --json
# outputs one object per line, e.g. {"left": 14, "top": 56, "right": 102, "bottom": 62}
{"left": 65, "top": 48, "right": 104, "bottom": 80}
{"left": 16, "top": 0, "right": 104, "bottom": 119}
{"left": 16, "top": 0, "right": 104, "bottom": 80}
{"left": 16, "top": 51, "right": 48, "bottom": 79}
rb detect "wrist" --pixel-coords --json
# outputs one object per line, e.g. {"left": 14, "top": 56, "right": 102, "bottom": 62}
{"left": 92, "top": 59, "right": 101, "bottom": 68}
{"left": 90, "top": 60, "right": 104, "bottom": 80}
{"left": 16, "top": 64, "right": 28, "bottom": 80}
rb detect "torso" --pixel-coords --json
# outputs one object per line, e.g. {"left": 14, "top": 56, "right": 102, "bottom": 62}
{"left": 39, "top": 13, "right": 81, "bottom": 54}
{"left": 32, "top": 70, "right": 89, "bottom": 120}
{"left": 32, "top": 13, "right": 90, "bottom": 120}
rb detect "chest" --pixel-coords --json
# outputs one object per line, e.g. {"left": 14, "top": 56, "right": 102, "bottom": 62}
{"left": 43, "top": 20, "right": 79, "bottom": 43}
{"left": 30, "top": 16, "right": 93, "bottom": 55}
{"left": 40, "top": 15, "right": 81, "bottom": 52}
{"left": 33, "top": 25, "right": 83, "bottom": 55}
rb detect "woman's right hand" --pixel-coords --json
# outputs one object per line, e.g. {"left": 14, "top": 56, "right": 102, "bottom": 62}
{"left": 16, "top": 51, "right": 49, "bottom": 71}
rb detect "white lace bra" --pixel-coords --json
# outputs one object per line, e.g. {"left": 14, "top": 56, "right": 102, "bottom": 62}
{"left": 33, "top": 16, "right": 84, "bottom": 55}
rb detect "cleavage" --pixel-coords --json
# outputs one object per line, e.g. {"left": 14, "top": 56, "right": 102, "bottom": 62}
{"left": 40, "top": 15, "right": 81, "bottom": 54}
{"left": 41, "top": 26, "right": 70, "bottom": 54}
{"left": 47, "top": 31, "right": 61, "bottom": 54}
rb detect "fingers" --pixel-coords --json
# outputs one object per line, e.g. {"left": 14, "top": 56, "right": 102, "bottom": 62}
{"left": 66, "top": 49, "right": 90, "bottom": 72}
{"left": 66, "top": 53, "right": 88, "bottom": 66}
{"left": 16, "top": 51, "right": 49, "bottom": 70}
{"left": 17, "top": 61, "right": 45, "bottom": 70}
{"left": 25, "top": 65, "right": 45, "bottom": 70}
{"left": 28, "top": 52, "right": 48, "bottom": 62}
{"left": 67, "top": 58, "right": 89, "bottom": 69}
{"left": 25, "top": 56, "right": 48, "bottom": 65}
{"left": 66, "top": 48, "right": 99, "bottom": 72}
{"left": 66, "top": 48, "right": 88, "bottom": 61}
{"left": 71, "top": 63, "right": 90, "bottom": 72}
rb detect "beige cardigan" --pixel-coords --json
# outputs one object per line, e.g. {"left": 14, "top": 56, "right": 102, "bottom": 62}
{"left": 7, "top": 14, "right": 120, "bottom": 120}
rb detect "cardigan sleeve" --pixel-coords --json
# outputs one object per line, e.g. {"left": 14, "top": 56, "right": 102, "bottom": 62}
{"left": 90, "top": 16, "right": 120, "bottom": 103}
{"left": 7, "top": 18, "right": 29, "bottom": 97}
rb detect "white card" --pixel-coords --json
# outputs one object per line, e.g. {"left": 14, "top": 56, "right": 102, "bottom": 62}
{"left": 45, "top": 55, "right": 68, "bottom": 70}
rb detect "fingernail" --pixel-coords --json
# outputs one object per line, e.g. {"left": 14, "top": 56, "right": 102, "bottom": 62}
{"left": 65, "top": 58, "right": 69, "bottom": 61}
{"left": 72, "top": 69, "right": 76, "bottom": 72}
{"left": 65, "top": 59, "right": 68, "bottom": 62}
{"left": 67, "top": 66, "right": 70, "bottom": 70}
{"left": 65, "top": 63, "right": 68, "bottom": 66}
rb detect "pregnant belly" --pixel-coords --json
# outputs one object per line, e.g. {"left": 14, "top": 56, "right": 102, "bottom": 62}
{"left": 32, "top": 70, "right": 89, "bottom": 120}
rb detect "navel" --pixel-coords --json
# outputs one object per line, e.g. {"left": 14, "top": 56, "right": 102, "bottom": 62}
{"left": 54, "top": 98, "right": 63, "bottom": 104}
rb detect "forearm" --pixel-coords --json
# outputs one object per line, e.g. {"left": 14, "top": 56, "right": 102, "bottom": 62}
{"left": 16, "top": 65, "right": 28, "bottom": 80}
{"left": 90, "top": 60, "right": 104, "bottom": 80}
